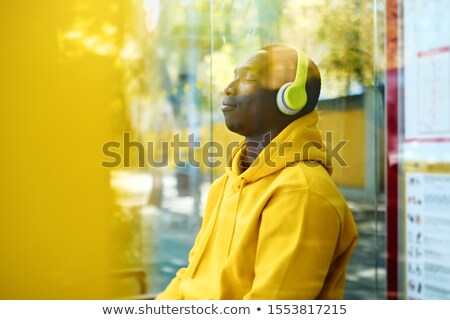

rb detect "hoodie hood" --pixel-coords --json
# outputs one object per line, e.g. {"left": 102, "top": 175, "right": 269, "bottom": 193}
{"left": 226, "top": 110, "right": 332, "bottom": 184}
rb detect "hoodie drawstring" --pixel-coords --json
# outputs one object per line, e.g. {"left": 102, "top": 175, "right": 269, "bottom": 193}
{"left": 226, "top": 177, "right": 246, "bottom": 256}
{"left": 187, "top": 176, "right": 228, "bottom": 278}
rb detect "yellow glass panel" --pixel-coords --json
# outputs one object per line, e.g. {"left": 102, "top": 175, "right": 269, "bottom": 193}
{"left": 0, "top": 0, "right": 128, "bottom": 299}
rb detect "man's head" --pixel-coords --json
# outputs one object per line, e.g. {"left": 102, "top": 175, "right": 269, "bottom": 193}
{"left": 221, "top": 44, "right": 321, "bottom": 138}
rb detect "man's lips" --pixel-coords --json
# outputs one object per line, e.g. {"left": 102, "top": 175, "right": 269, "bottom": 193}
{"left": 221, "top": 98, "right": 238, "bottom": 112}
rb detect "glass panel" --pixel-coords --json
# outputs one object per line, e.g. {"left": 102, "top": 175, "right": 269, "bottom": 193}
{"left": 105, "top": 0, "right": 387, "bottom": 298}
{"left": 1, "top": 0, "right": 391, "bottom": 299}
{"left": 209, "top": 0, "right": 385, "bottom": 299}
{"left": 114, "top": 0, "right": 214, "bottom": 296}
{"left": 0, "top": 0, "right": 126, "bottom": 298}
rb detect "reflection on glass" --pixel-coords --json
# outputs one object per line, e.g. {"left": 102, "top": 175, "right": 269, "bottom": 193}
{"left": 112, "top": 0, "right": 385, "bottom": 299}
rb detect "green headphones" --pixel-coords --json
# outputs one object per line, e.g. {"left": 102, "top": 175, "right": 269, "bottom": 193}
{"left": 276, "top": 48, "right": 309, "bottom": 115}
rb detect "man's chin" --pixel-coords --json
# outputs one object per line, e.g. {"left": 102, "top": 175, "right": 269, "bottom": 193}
{"left": 224, "top": 120, "right": 243, "bottom": 135}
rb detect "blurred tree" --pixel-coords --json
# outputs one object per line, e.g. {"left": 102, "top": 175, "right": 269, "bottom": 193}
{"left": 316, "top": 0, "right": 374, "bottom": 95}
{"left": 255, "top": 0, "right": 284, "bottom": 45}
{"left": 212, "top": 0, "right": 285, "bottom": 52}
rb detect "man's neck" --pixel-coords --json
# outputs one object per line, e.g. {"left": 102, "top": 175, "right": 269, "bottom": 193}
{"left": 241, "top": 128, "right": 283, "bottom": 172}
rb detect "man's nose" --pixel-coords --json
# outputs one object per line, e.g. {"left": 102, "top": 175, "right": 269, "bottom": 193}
{"left": 224, "top": 79, "right": 237, "bottom": 96}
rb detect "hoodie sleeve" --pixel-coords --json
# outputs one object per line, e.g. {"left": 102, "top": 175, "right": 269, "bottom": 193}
{"left": 155, "top": 267, "right": 186, "bottom": 299}
{"left": 156, "top": 177, "right": 227, "bottom": 299}
{"left": 243, "top": 190, "right": 342, "bottom": 300}
{"left": 155, "top": 215, "right": 202, "bottom": 299}
{"left": 155, "top": 224, "right": 205, "bottom": 300}
{"left": 156, "top": 221, "right": 207, "bottom": 300}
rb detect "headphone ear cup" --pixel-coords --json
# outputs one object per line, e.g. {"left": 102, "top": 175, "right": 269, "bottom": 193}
{"left": 276, "top": 82, "right": 299, "bottom": 115}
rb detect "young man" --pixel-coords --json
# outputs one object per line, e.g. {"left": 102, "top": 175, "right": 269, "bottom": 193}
{"left": 157, "top": 44, "right": 358, "bottom": 299}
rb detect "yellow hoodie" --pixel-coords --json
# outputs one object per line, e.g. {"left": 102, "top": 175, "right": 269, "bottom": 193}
{"left": 157, "top": 110, "right": 358, "bottom": 300}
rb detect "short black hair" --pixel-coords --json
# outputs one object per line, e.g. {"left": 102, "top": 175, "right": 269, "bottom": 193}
{"left": 298, "top": 58, "right": 321, "bottom": 117}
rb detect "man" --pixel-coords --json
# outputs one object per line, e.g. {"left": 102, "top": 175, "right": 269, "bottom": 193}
{"left": 157, "top": 44, "right": 358, "bottom": 299}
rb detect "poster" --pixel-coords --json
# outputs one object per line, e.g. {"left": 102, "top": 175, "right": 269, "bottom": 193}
{"left": 403, "top": 0, "right": 450, "bottom": 141}
{"left": 404, "top": 164, "right": 450, "bottom": 299}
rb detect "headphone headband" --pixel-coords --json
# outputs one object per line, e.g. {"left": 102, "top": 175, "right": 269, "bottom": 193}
{"left": 276, "top": 47, "right": 309, "bottom": 115}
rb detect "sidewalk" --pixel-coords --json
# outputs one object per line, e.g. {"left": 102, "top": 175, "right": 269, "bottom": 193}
{"left": 344, "top": 201, "right": 387, "bottom": 299}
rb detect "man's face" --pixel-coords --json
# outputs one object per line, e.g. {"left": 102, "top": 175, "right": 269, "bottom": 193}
{"left": 221, "top": 51, "right": 280, "bottom": 137}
